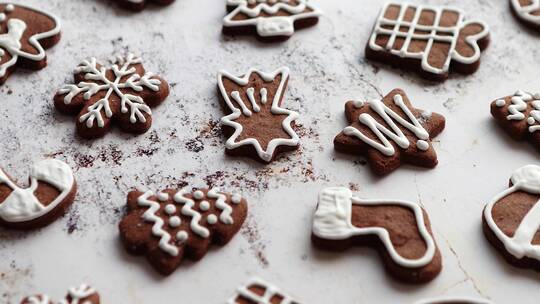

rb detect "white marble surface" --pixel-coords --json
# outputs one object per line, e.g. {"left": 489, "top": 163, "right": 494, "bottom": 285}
{"left": 0, "top": 0, "right": 539, "bottom": 303}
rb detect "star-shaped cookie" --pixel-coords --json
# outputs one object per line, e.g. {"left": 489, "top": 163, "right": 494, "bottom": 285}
{"left": 334, "top": 89, "right": 446, "bottom": 175}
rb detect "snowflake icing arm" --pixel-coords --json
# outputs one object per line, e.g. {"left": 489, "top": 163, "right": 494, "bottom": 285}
{"left": 54, "top": 54, "right": 169, "bottom": 139}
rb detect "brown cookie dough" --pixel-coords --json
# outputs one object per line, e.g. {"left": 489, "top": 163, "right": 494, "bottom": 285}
{"left": 223, "top": 0, "right": 321, "bottom": 42}
{"left": 114, "top": 0, "right": 175, "bottom": 11}
{"left": 334, "top": 89, "right": 445, "bottom": 176}
{"left": 312, "top": 187, "right": 442, "bottom": 283}
{"left": 483, "top": 165, "right": 540, "bottom": 271}
{"left": 366, "top": 2, "right": 490, "bottom": 81}
{"left": 491, "top": 90, "right": 540, "bottom": 151}
{"left": 21, "top": 284, "right": 99, "bottom": 304}
{"left": 0, "top": 3, "right": 61, "bottom": 84}
{"left": 218, "top": 67, "right": 300, "bottom": 162}
{"left": 119, "top": 187, "right": 248, "bottom": 275}
{"left": 0, "top": 159, "right": 76, "bottom": 230}
{"left": 54, "top": 53, "right": 169, "bottom": 139}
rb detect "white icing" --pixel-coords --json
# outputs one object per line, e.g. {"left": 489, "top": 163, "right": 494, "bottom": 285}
{"left": 176, "top": 230, "right": 188, "bottom": 242}
{"left": 218, "top": 67, "right": 299, "bottom": 162}
{"left": 199, "top": 200, "right": 210, "bottom": 211}
{"left": 207, "top": 214, "right": 218, "bottom": 225}
{"left": 231, "top": 193, "right": 242, "bottom": 204}
{"left": 137, "top": 191, "right": 179, "bottom": 256}
{"left": 174, "top": 188, "right": 211, "bottom": 238}
{"left": 368, "top": 2, "right": 489, "bottom": 75}
{"left": 0, "top": 159, "right": 74, "bottom": 223}
{"left": 193, "top": 190, "right": 205, "bottom": 200}
{"left": 169, "top": 216, "right": 181, "bottom": 228}
{"left": 164, "top": 204, "right": 176, "bottom": 215}
{"left": 207, "top": 188, "right": 234, "bottom": 224}
{"left": 312, "top": 187, "right": 437, "bottom": 268}
{"left": 157, "top": 192, "right": 169, "bottom": 201}
{"left": 224, "top": 0, "right": 322, "bottom": 37}
{"left": 227, "top": 277, "right": 298, "bottom": 304}
{"left": 495, "top": 99, "right": 506, "bottom": 107}
{"left": 58, "top": 54, "right": 162, "bottom": 128}
{"left": 511, "top": 0, "right": 540, "bottom": 26}
{"left": 34, "top": 284, "right": 97, "bottom": 304}
{"left": 499, "top": 90, "right": 540, "bottom": 133}
{"left": 342, "top": 94, "right": 431, "bottom": 156}
{"left": 0, "top": 4, "right": 61, "bottom": 78}
{"left": 484, "top": 165, "right": 540, "bottom": 261}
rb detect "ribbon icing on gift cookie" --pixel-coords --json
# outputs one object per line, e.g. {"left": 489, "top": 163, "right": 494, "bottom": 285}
{"left": 0, "top": 159, "right": 76, "bottom": 229}
{"left": 119, "top": 187, "right": 247, "bottom": 275}
{"left": 223, "top": 0, "right": 321, "bottom": 40}
{"left": 491, "top": 90, "right": 540, "bottom": 150}
{"left": 54, "top": 53, "right": 170, "bottom": 139}
{"left": 510, "top": 0, "right": 540, "bottom": 30}
{"left": 21, "top": 284, "right": 100, "bottom": 304}
{"left": 227, "top": 277, "right": 301, "bottom": 304}
{"left": 0, "top": 3, "right": 61, "bottom": 84}
{"left": 312, "top": 187, "right": 442, "bottom": 283}
{"left": 113, "top": 0, "right": 175, "bottom": 11}
{"left": 334, "top": 89, "right": 446, "bottom": 175}
{"left": 217, "top": 67, "right": 300, "bottom": 162}
{"left": 483, "top": 165, "right": 540, "bottom": 269}
{"left": 366, "top": 2, "right": 490, "bottom": 80}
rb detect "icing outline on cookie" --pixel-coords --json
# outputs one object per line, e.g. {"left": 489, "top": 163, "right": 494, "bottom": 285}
{"left": 312, "top": 187, "right": 436, "bottom": 268}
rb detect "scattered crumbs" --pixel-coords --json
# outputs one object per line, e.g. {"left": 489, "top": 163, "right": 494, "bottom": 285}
{"left": 443, "top": 98, "right": 458, "bottom": 112}
{"left": 185, "top": 138, "right": 204, "bottom": 153}
{"left": 348, "top": 183, "right": 360, "bottom": 192}
{"left": 65, "top": 207, "right": 80, "bottom": 234}
{"left": 241, "top": 217, "right": 269, "bottom": 268}
{"left": 73, "top": 152, "right": 96, "bottom": 169}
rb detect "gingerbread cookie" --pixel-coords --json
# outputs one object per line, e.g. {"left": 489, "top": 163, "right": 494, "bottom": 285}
{"left": 217, "top": 67, "right": 300, "bottom": 162}
{"left": 334, "top": 89, "right": 445, "bottom": 176}
{"left": 491, "top": 90, "right": 540, "bottom": 150}
{"left": 119, "top": 188, "right": 247, "bottom": 275}
{"left": 0, "top": 159, "right": 76, "bottom": 230}
{"left": 510, "top": 0, "right": 540, "bottom": 30}
{"left": 483, "top": 165, "right": 540, "bottom": 270}
{"left": 0, "top": 3, "right": 61, "bottom": 84}
{"left": 228, "top": 278, "right": 300, "bottom": 304}
{"left": 414, "top": 297, "right": 492, "bottom": 304}
{"left": 312, "top": 187, "right": 442, "bottom": 283}
{"left": 223, "top": 0, "right": 322, "bottom": 42}
{"left": 54, "top": 53, "right": 169, "bottom": 139}
{"left": 113, "top": 0, "right": 175, "bottom": 11}
{"left": 21, "top": 284, "right": 99, "bottom": 304}
{"left": 366, "top": 2, "right": 490, "bottom": 81}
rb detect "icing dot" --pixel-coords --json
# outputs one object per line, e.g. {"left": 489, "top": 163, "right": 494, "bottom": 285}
{"left": 0, "top": 14, "right": 6, "bottom": 22}
{"left": 176, "top": 231, "right": 188, "bottom": 242}
{"left": 528, "top": 117, "right": 536, "bottom": 125}
{"left": 199, "top": 200, "right": 210, "bottom": 211}
{"left": 0, "top": 49, "right": 4, "bottom": 56}
{"left": 231, "top": 194, "right": 242, "bottom": 204}
{"left": 5, "top": 4, "right": 14, "bottom": 12}
{"left": 157, "top": 192, "right": 169, "bottom": 202}
{"left": 352, "top": 100, "right": 365, "bottom": 108}
{"left": 164, "top": 204, "right": 176, "bottom": 215}
{"left": 495, "top": 99, "right": 506, "bottom": 107}
{"left": 207, "top": 214, "right": 218, "bottom": 225}
{"left": 169, "top": 216, "right": 181, "bottom": 228}
{"left": 416, "top": 140, "right": 429, "bottom": 151}
{"left": 193, "top": 190, "right": 204, "bottom": 200}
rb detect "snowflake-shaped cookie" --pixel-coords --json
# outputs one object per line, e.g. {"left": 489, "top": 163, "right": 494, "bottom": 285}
{"left": 54, "top": 53, "right": 169, "bottom": 139}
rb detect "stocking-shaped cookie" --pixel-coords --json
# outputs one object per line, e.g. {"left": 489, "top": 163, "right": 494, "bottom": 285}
{"left": 0, "top": 3, "right": 60, "bottom": 84}
{"left": 113, "top": 0, "right": 175, "bottom": 11}
{"left": 54, "top": 53, "right": 170, "bottom": 139}
{"left": 483, "top": 165, "right": 540, "bottom": 270}
{"left": 218, "top": 67, "right": 300, "bottom": 162}
{"left": 0, "top": 159, "right": 76, "bottom": 230}
{"left": 312, "top": 187, "right": 442, "bottom": 283}
{"left": 223, "top": 0, "right": 321, "bottom": 41}
{"left": 21, "top": 284, "right": 100, "bottom": 304}
{"left": 511, "top": 0, "right": 540, "bottom": 30}
{"left": 334, "top": 89, "right": 446, "bottom": 176}
{"left": 366, "top": 2, "right": 490, "bottom": 81}
{"left": 119, "top": 188, "right": 248, "bottom": 275}
{"left": 491, "top": 90, "right": 540, "bottom": 151}
{"left": 228, "top": 278, "right": 300, "bottom": 304}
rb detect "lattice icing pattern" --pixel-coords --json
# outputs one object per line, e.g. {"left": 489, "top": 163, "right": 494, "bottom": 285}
{"left": 228, "top": 277, "right": 300, "bottom": 304}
